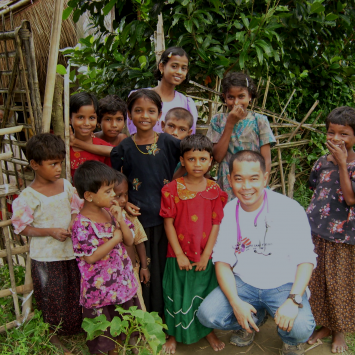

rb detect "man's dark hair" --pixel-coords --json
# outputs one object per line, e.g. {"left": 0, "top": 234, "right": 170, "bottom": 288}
{"left": 229, "top": 150, "right": 266, "bottom": 174}
{"left": 74, "top": 161, "right": 118, "bottom": 199}
{"left": 26, "top": 133, "right": 65, "bottom": 164}
{"left": 221, "top": 72, "right": 258, "bottom": 100}
{"left": 114, "top": 171, "right": 128, "bottom": 186}
{"left": 165, "top": 107, "right": 194, "bottom": 129}
{"left": 70, "top": 92, "right": 98, "bottom": 117}
{"left": 180, "top": 134, "right": 213, "bottom": 157}
{"left": 326, "top": 106, "right": 355, "bottom": 134}
{"left": 98, "top": 95, "right": 127, "bottom": 123}
{"left": 127, "top": 89, "right": 162, "bottom": 114}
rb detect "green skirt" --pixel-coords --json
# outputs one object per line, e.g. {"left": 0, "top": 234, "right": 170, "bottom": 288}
{"left": 163, "top": 258, "right": 218, "bottom": 344}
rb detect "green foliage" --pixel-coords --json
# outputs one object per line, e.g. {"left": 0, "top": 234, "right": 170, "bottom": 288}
{"left": 82, "top": 305, "right": 167, "bottom": 354}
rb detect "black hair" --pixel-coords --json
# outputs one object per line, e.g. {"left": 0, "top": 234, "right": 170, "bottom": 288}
{"left": 326, "top": 106, "right": 355, "bottom": 135}
{"left": 180, "top": 134, "right": 213, "bottom": 157}
{"left": 154, "top": 46, "right": 190, "bottom": 83}
{"left": 228, "top": 150, "right": 266, "bottom": 174}
{"left": 98, "top": 95, "right": 127, "bottom": 123}
{"left": 114, "top": 171, "right": 128, "bottom": 186}
{"left": 26, "top": 133, "right": 65, "bottom": 165}
{"left": 221, "top": 72, "right": 258, "bottom": 99}
{"left": 73, "top": 161, "right": 118, "bottom": 199}
{"left": 127, "top": 89, "right": 162, "bottom": 114}
{"left": 70, "top": 92, "right": 98, "bottom": 117}
{"left": 165, "top": 107, "right": 194, "bottom": 129}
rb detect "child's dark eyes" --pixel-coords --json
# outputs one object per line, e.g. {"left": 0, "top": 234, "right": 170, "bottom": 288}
{"left": 180, "top": 128, "right": 186, "bottom": 132}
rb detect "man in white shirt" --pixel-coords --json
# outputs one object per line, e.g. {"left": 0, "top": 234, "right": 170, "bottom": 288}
{"left": 197, "top": 150, "right": 316, "bottom": 355}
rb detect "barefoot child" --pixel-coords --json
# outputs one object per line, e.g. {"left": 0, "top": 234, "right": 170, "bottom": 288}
{"left": 127, "top": 47, "right": 198, "bottom": 134}
{"left": 111, "top": 89, "right": 181, "bottom": 315}
{"left": 207, "top": 72, "right": 275, "bottom": 201}
{"left": 11, "top": 133, "right": 82, "bottom": 354}
{"left": 113, "top": 171, "right": 150, "bottom": 311}
{"left": 70, "top": 92, "right": 112, "bottom": 179}
{"left": 306, "top": 106, "right": 355, "bottom": 353}
{"left": 160, "top": 134, "right": 228, "bottom": 353}
{"left": 71, "top": 161, "right": 140, "bottom": 355}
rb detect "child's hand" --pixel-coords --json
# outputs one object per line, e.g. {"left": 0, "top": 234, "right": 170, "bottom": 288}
{"left": 192, "top": 254, "right": 209, "bottom": 271}
{"left": 327, "top": 140, "right": 348, "bottom": 166}
{"left": 227, "top": 101, "right": 247, "bottom": 125}
{"left": 125, "top": 202, "right": 141, "bottom": 216}
{"left": 177, "top": 254, "right": 192, "bottom": 271}
{"left": 140, "top": 267, "right": 150, "bottom": 284}
{"left": 69, "top": 126, "right": 76, "bottom": 147}
{"left": 68, "top": 214, "right": 77, "bottom": 234}
{"left": 50, "top": 228, "right": 71, "bottom": 242}
{"left": 113, "top": 228, "right": 123, "bottom": 243}
{"left": 110, "top": 200, "right": 124, "bottom": 223}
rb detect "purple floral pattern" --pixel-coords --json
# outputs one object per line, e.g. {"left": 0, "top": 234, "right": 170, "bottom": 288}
{"left": 72, "top": 213, "right": 138, "bottom": 309}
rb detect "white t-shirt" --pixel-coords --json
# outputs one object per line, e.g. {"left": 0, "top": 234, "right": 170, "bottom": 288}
{"left": 213, "top": 189, "right": 317, "bottom": 290}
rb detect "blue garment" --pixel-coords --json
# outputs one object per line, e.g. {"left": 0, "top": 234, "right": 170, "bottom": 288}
{"left": 197, "top": 275, "right": 315, "bottom": 346}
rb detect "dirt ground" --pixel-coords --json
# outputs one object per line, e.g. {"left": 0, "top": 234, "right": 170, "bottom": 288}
{"left": 175, "top": 318, "right": 338, "bottom": 355}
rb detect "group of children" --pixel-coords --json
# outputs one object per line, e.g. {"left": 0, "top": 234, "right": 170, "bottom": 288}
{"left": 8, "top": 45, "right": 355, "bottom": 355}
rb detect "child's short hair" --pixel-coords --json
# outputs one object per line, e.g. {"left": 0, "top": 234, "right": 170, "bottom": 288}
{"left": 127, "top": 89, "right": 162, "bottom": 114}
{"left": 326, "top": 106, "right": 355, "bottom": 134}
{"left": 165, "top": 108, "right": 194, "bottom": 129}
{"left": 26, "top": 133, "right": 65, "bottom": 164}
{"left": 154, "top": 47, "right": 189, "bottom": 83}
{"left": 114, "top": 171, "right": 128, "bottom": 186}
{"left": 98, "top": 95, "right": 127, "bottom": 123}
{"left": 228, "top": 150, "right": 266, "bottom": 174}
{"left": 222, "top": 72, "right": 258, "bottom": 99}
{"left": 70, "top": 92, "right": 98, "bottom": 117}
{"left": 74, "top": 161, "right": 118, "bottom": 199}
{"left": 180, "top": 134, "right": 213, "bottom": 157}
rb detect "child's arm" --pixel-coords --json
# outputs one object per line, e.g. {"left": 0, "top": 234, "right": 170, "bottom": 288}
{"left": 84, "top": 229, "right": 123, "bottom": 264}
{"left": 136, "top": 242, "right": 150, "bottom": 283}
{"left": 192, "top": 224, "right": 219, "bottom": 271}
{"left": 110, "top": 201, "right": 134, "bottom": 246}
{"left": 327, "top": 141, "right": 355, "bottom": 205}
{"left": 70, "top": 127, "right": 112, "bottom": 157}
{"left": 20, "top": 226, "right": 71, "bottom": 242}
{"left": 260, "top": 144, "right": 272, "bottom": 184}
{"left": 164, "top": 217, "right": 192, "bottom": 271}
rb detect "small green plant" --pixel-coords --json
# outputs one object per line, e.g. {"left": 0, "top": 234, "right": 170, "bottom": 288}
{"left": 82, "top": 306, "right": 167, "bottom": 355}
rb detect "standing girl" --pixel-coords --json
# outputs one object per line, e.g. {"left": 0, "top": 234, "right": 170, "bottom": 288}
{"left": 127, "top": 47, "right": 198, "bottom": 135}
{"left": 207, "top": 72, "right": 276, "bottom": 201}
{"left": 11, "top": 133, "right": 82, "bottom": 354}
{"left": 71, "top": 161, "right": 139, "bottom": 355}
{"left": 111, "top": 89, "right": 181, "bottom": 315}
{"left": 70, "top": 92, "right": 112, "bottom": 179}
{"left": 160, "top": 134, "right": 227, "bottom": 353}
{"left": 306, "top": 106, "right": 355, "bottom": 353}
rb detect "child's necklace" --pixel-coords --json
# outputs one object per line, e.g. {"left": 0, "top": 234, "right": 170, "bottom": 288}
{"left": 133, "top": 133, "right": 158, "bottom": 155}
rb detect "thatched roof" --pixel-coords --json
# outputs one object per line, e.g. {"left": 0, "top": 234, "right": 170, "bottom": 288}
{"left": 0, "top": 0, "right": 78, "bottom": 95}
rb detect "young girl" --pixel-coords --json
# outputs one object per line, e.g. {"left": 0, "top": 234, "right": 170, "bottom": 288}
{"left": 70, "top": 92, "right": 112, "bottom": 179}
{"left": 207, "top": 72, "right": 276, "bottom": 201}
{"left": 113, "top": 171, "right": 150, "bottom": 311}
{"left": 127, "top": 47, "right": 198, "bottom": 135}
{"left": 110, "top": 89, "right": 181, "bottom": 315}
{"left": 160, "top": 134, "right": 227, "bottom": 353}
{"left": 306, "top": 106, "right": 355, "bottom": 353}
{"left": 11, "top": 133, "right": 82, "bottom": 354}
{"left": 71, "top": 161, "right": 140, "bottom": 355}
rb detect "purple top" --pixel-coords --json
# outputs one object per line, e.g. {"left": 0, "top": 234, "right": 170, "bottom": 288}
{"left": 127, "top": 89, "right": 198, "bottom": 135}
{"left": 72, "top": 213, "right": 138, "bottom": 309}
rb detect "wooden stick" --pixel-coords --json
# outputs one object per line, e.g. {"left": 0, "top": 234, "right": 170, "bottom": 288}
{"left": 304, "top": 111, "right": 323, "bottom": 139}
{"left": 42, "top": 0, "right": 65, "bottom": 133}
{"left": 0, "top": 125, "right": 23, "bottom": 136}
{"left": 0, "top": 0, "right": 31, "bottom": 16}
{"left": 186, "top": 95, "right": 225, "bottom": 105}
{"left": 189, "top": 80, "right": 221, "bottom": 95}
{"left": 286, "top": 101, "right": 319, "bottom": 143}
{"left": 273, "top": 140, "right": 310, "bottom": 149}
{"left": 154, "top": 13, "right": 165, "bottom": 65}
{"left": 261, "top": 77, "right": 270, "bottom": 110}
{"left": 0, "top": 283, "right": 33, "bottom": 298}
{"left": 0, "top": 244, "right": 29, "bottom": 258}
{"left": 278, "top": 89, "right": 296, "bottom": 120}
{"left": 22, "top": 252, "right": 32, "bottom": 323}
{"left": 0, "top": 312, "right": 34, "bottom": 333}
{"left": 64, "top": 67, "right": 71, "bottom": 182}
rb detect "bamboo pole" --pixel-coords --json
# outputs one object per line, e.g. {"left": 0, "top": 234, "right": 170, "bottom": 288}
{"left": 42, "top": 0, "right": 65, "bottom": 133}
{"left": 0, "top": 0, "right": 31, "bottom": 16}
{"left": 0, "top": 244, "right": 29, "bottom": 258}
{"left": 304, "top": 111, "right": 323, "bottom": 139}
{"left": 51, "top": 74, "right": 64, "bottom": 140}
{"left": 261, "top": 77, "right": 270, "bottom": 110}
{"left": 0, "top": 312, "right": 34, "bottom": 333}
{"left": 0, "top": 283, "right": 33, "bottom": 298}
{"left": 154, "top": 13, "right": 165, "bottom": 65}
{"left": 64, "top": 68, "right": 71, "bottom": 181}
{"left": 272, "top": 114, "right": 286, "bottom": 195}
{"left": 278, "top": 89, "right": 296, "bottom": 120}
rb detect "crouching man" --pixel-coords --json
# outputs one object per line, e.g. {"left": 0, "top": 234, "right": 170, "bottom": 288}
{"left": 197, "top": 150, "right": 316, "bottom": 355}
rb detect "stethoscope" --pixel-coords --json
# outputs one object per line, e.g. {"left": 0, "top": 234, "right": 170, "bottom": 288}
{"left": 234, "top": 190, "right": 272, "bottom": 257}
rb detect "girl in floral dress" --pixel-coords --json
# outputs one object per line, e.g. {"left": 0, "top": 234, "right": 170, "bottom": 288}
{"left": 306, "top": 106, "right": 355, "bottom": 353}
{"left": 160, "top": 134, "right": 228, "bottom": 353}
{"left": 71, "top": 161, "right": 140, "bottom": 355}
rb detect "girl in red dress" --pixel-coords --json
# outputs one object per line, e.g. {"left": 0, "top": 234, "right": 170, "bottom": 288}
{"left": 70, "top": 92, "right": 112, "bottom": 179}
{"left": 160, "top": 134, "right": 228, "bottom": 353}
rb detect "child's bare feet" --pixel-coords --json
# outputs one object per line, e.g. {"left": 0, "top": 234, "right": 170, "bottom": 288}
{"left": 307, "top": 326, "right": 332, "bottom": 344}
{"left": 49, "top": 334, "right": 71, "bottom": 354}
{"left": 163, "top": 335, "right": 177, "bottom": 354}
{"left": 332, "top": 332, "right": 348, "bottom": 353}
{"left": 206, "top": 331, "right": 225, "bottom": 351}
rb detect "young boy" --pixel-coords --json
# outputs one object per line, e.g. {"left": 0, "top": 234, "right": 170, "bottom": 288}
{"left": 161, "top": 107, "right": 193, "bottom": 140}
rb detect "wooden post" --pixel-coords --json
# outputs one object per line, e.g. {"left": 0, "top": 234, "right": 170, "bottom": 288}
{"left": 64, "top": 68, "right": 71, "bottom": 182}
{"left": 154, "top": 13, "right": 165, "bottom": 65}
{"left": 42, "top": 0, "right": 65, "bottom": 133}
{"left": 51, "top": 74, "right": 64, "bottom": 140}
